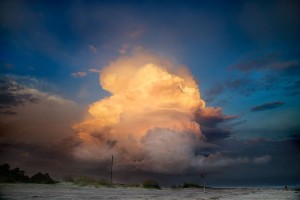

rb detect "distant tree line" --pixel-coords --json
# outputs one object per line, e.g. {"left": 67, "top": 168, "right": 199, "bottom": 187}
{"left": 0, "top": 163, "right": 56, "bottom": 184}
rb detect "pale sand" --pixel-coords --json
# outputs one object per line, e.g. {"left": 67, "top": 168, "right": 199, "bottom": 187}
{"left": 1, "top": 183, "right": 299, "bottom": 200}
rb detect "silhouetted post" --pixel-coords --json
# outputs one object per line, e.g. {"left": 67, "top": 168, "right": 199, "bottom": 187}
{"left": 201, "top": 173, "right": 206, "bottom": 192}
{"left": 111, "top": 155, "right": 113, "bottom": 183}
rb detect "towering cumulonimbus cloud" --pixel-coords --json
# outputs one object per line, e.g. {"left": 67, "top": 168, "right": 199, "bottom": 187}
{"left": 73, "top": 50, "right": 233, "bottom": 173}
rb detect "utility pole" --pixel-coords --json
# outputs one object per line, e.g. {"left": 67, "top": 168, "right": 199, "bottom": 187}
{"left": 201, "top": 173, "right": 206, "bottom": 193}
{"left": 111, "top": 155, "right": 113, "bottom": 183}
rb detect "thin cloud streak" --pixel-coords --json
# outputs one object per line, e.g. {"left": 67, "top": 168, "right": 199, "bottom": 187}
{"left": 71, "top": 71, "right": 87, "bottom": 78}
{"left": 251, "top": 101, "right": 284, "bottom": 112}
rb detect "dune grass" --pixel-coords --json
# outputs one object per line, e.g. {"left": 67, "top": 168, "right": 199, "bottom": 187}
{"left": 142, "top": 179, "right": 161, "bottom": 189}
{"left": 65, "top": 176, "right": 115, "bottom": 188}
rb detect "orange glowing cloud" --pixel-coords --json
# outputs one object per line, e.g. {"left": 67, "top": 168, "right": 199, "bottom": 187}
{"left": 73, "top": 49, "right": 232, "bottom": 173}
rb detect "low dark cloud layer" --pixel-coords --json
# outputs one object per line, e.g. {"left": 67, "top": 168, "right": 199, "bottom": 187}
{"left": 0, "top": 77, "right": 40, "bottom": 114}
{"left": 195, "top": 107, "right": 239, "bottom": 143}
{"left": 200, "top": 126, "right": 231, "bottom": 142}
{"left": 196, "top": 108, "right": 239, "bottom": 128}
{"left": 251, "top": 101, "right": 284, "bottom": 112}
{"left": 0, "top": 75, "right": 82, "bottom": 153}
{"left": 3, "top": 133, "right": 298, "bottom": 186}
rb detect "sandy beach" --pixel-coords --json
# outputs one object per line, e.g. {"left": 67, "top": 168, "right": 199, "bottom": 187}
{"left": 1, "top": 183, "right": 299, "bottom": 200}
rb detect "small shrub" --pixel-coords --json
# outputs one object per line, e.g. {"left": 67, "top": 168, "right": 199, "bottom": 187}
{"left": 72, "top": 176, "right": 114, "bottom": 188}
{"left": 182, "top": 182, "right": 201, "bottom": 188}
{"left": 63, "top": 175, "right": 75, "bottom": 182}
{"left": 128, "top": 183, "right": 141, "bottom": 187}
{"left": 171, "top": 185, "right": 180, "bottom": 189}
{"left": 31, "top": 172, "right": 55, "bottom": 184}
{"left": 143, "top": 179, "right": 160, "bottom": 189}
{"left": 114, "top": 183, "right": 141, "bottom": 188}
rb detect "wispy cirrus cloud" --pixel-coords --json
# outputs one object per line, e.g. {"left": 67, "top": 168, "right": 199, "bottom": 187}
{"left": 119, "top": 43, "right": 130, "bottom": 54}
{"left": 226, "top": 78, "right": 258, "bottom": 96}
{"left": 205, "top": 52, "right": 300, "bottom": 101}
{"left": 230, "top": 53, "right": 300, "bottom": 72}
{"left": 71, "top": 71, "right": 87, "bottom": 78}
{"left": 251, "top": 101, "right": 284, "bottom": 112}
{"left": 72, "top": 68, "right": 101, "bottom": 78}
{"left": 128, "top": 25, "right": 146, "bottom": 40}
{"left": 3, "top": 63, "right": 14, "bottom": 69}
{"left": 88, "top": 68, "right": 101, "bottom": 73}
{"left": 285, "top": 79, "right": 300, "bottom": 96}
{"left": 88, "top": 45, "right": 97, "bottom": 54}
{"left": 253, "top": 155, "right": 271, "bottom": 165}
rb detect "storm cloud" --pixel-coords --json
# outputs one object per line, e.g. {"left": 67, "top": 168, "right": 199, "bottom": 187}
{"left": 72, "top": 50, "right": 246, "bottom": 174}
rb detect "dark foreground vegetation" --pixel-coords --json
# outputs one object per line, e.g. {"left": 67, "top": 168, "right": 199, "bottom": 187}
{"left": 64, "top": 176, "right": 161, "bottom": 189}
{"left": 171, "top": 182, "right": 209, "bottom": 189}
{"left": 1, "top": 163, "right": 208, "bottom": 190}
{"left": 63, "top": 176, "right": 115, "bottom": 188}
{"left": 0, "top": 163, "right": 56, "bottom": 184}
{"left": 142, "top": 179, "right": 161, "bottom": 189}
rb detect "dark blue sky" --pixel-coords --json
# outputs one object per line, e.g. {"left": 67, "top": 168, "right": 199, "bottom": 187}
{"left": 1, "top": 0, "right": 299, "bottom": 186}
